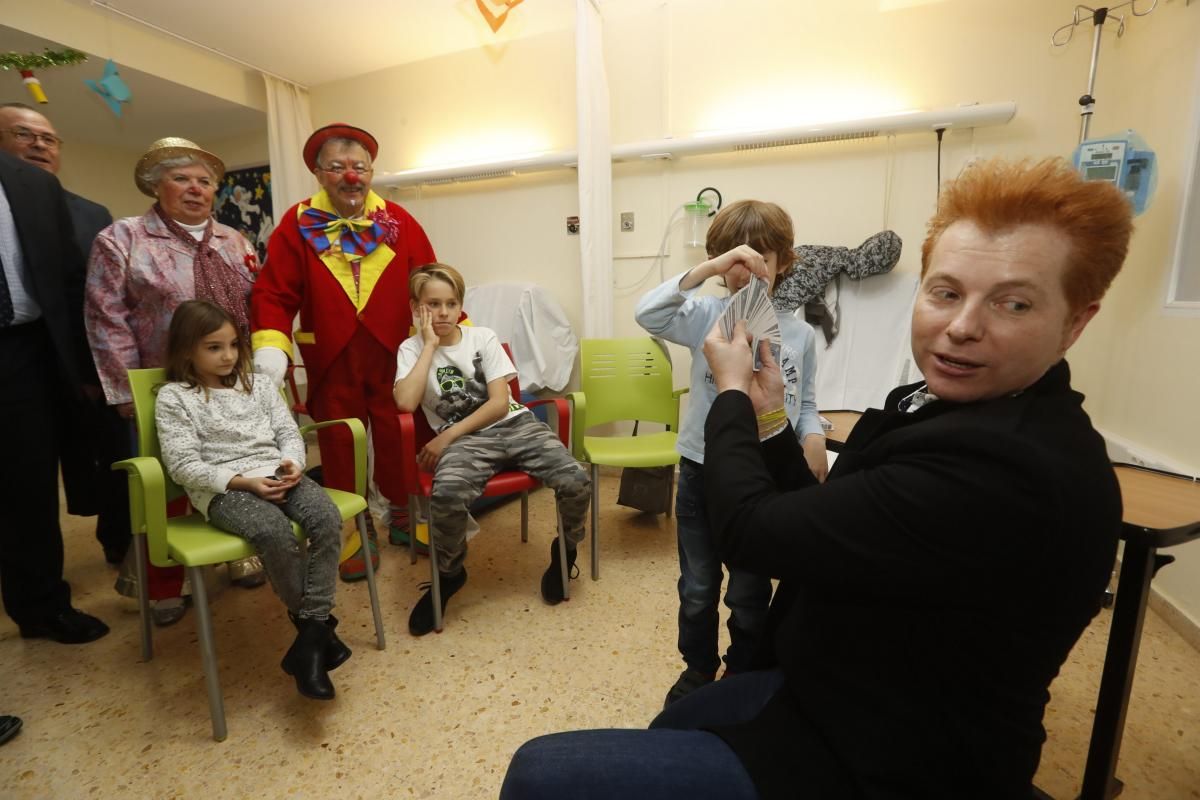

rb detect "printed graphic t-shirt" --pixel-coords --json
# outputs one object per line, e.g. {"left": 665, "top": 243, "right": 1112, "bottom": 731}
{"left": 395, "top": 324, "right": 527, "bottom": 433}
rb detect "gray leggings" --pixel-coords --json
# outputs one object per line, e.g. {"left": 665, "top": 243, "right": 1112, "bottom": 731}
{"left": 207, "top": 474, "right": 341, "bottom": 619}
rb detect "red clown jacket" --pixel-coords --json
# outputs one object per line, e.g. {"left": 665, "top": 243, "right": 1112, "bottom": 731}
{"left": 250, "top": 190, "right": 435, "bottom": 395}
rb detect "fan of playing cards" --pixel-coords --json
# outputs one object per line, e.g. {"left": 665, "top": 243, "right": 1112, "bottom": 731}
{"left": 719, "top": 276, "right": 781, "bottom": 370}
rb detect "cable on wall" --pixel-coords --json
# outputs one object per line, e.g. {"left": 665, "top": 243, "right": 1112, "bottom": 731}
{"left": 935, "top": 127, "right": 946, "bottom": 209}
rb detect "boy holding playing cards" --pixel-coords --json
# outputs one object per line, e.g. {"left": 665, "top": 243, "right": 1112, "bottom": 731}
{"left": 635, "top": 200, "right": 826, "bottom": 708}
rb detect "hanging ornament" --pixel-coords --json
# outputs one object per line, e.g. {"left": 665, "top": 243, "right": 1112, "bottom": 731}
{"left": 19, "top": 70, "right": 47, "bottom": 104}
{"left": 476, "top": 0, "right": 526, "bottom": 33}
{"left": 85, "top": 59, "right": 133, "bottom": 117}
{"left": 0, "top": 48, "right": 88, "bottom": 104}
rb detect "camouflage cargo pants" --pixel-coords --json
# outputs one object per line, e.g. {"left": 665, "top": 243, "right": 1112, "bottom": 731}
{"left": 430, "top": 412, "right": 591, "bottom": 575}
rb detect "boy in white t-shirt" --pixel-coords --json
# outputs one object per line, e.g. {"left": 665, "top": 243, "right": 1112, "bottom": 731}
{"left": 394, "top": 264, "right": 591, "bottom": 636}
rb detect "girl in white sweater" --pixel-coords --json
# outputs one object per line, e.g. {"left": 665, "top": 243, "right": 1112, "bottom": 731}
{"left": 155, "top": 300, "right": 345, "bottom": 700}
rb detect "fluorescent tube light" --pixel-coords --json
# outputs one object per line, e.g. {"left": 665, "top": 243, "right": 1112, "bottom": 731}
{"left": 375, "top": 102, "right": 1016, "bottom": 188}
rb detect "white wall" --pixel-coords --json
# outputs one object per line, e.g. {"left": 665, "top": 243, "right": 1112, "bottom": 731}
{"left": 55, "top": 130, "right": 269, "bottom": 222}
{"left": 306, "top": 0, "right": 1200, "bottom": 625}
{"left": 0, "top": 0, "right": 265, "bottom": 111}
{"left": 57, "top": 139, "right": 147, "bottom": 219}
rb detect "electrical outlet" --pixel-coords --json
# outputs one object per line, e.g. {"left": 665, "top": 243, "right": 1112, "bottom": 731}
{"left": 620, "top": 211, "right": 635, "bottom": 232}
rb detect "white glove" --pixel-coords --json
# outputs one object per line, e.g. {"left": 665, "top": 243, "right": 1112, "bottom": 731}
{"left": 253, "top": 346, "right": 289, "bottom": 389}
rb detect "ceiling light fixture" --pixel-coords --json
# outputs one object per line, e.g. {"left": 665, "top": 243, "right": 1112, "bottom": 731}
{"left": 377, "top": 102, "right": 1016, "bottom": 188}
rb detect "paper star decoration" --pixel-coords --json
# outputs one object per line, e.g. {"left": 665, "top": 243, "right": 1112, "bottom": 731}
{"left": 476, "top": 0, "right": 526, "bottom": 33}
{"left": 84, "top": 59, "right": 132, "bottom": 117}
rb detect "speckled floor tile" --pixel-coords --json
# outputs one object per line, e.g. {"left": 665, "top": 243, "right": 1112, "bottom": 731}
{"left": 1, "top": 474, "right": 1197, "bottom": 799}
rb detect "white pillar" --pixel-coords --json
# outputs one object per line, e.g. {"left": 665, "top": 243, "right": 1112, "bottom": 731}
{"left": 575, "top": 0, "right": 614, "bottom": 338}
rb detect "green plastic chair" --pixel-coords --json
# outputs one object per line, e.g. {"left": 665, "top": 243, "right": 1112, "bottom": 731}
{"left": 569, "top": 338, "right": 688, "bottom": 580}
{"left": 113, "top": 368, "right": 385, "bottom": 741}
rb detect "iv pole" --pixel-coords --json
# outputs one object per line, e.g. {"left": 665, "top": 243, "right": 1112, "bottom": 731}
{"left": 1051, "top": 0, "right": 1160, "bottom": 144}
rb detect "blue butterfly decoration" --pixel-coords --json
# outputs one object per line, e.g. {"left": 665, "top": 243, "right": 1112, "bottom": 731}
{"left": 85, "top": 59, "right": 132, "bottom": 117}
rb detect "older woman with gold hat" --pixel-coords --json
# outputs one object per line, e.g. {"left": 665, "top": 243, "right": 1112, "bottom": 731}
{"left": 85, "top": 137, "right": 265, "bottom": 625}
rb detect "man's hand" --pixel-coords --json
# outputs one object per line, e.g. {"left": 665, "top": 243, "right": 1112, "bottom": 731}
{"left": 253, "top": 346, "right": 289, "bottom": 389}
{"left": 703, "top": 319, "right": 754, "bottom": 396}
{"left": 116, "top": 402, "right": 135, "bottom": 420}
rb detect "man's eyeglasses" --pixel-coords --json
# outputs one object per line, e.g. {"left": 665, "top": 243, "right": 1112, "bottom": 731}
{"left": 318, "top": 163, "right": 372, "bottom": 176}
{"left": 4, "top": 127, "right": 63, "bottom": 149}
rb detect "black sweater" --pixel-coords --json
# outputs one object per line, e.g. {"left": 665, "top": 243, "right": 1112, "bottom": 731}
{"left": 703, "top": 361, "right": 1119, "bottom": 800}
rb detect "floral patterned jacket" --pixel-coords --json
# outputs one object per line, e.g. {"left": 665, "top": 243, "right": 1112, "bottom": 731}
{"left": 85, "top": 209, "right": 258, "bottom": 405}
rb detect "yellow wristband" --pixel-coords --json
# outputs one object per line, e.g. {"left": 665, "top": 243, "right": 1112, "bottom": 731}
{"left": 756, "top": 407, "right": 786, "bottom": 423}
{"left": 757, "top": 418, "right": 789, "bottom": 441}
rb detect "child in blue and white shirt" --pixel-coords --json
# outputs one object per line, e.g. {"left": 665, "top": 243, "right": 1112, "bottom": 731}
{"left": 635, "top": 199, "right": 826, "bottom": 708}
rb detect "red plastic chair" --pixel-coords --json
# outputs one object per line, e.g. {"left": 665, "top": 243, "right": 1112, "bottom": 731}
{"left": 396, "top": 344, "right": 573, "bottom": 632}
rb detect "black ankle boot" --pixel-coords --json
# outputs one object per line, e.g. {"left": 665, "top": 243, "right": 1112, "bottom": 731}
{"left": 282, "top": 617, "right": 335, "bottom": 700}
{"left": 540, "top": 538, "right": 578, "bottom": 605}
{"left": 289, "top": 612, "right": 352, "bottom": 671}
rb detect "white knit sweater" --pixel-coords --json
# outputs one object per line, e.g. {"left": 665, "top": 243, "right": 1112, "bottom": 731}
{"left": 154, "top": 376, "right": 306, "bottom": 517}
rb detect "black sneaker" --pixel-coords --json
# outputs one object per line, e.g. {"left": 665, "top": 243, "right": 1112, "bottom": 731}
{"left": 540, "top": 538, "right": 579, "bottom": 605}
{"left": 0, "top": 715, "right": 22, "bottom": 746}
{"left": 663, "top": 668, "right": 716, "bottom": 710}
{"left": 408, "top": 568, "right": 468, "bottom": 636}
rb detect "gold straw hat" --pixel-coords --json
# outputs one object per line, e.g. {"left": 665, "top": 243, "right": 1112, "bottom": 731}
{"left": 134, "top": 137, "right": 226, "bottom": 197}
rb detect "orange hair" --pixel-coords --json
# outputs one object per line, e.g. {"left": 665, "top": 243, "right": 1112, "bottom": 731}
{"left": 922, "top": 157, "right": 1133, "bottom": 311}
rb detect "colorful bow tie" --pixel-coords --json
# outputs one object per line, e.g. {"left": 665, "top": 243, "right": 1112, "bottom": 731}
{"left": 299, "top": 206, "right": 384, "bottom": 262}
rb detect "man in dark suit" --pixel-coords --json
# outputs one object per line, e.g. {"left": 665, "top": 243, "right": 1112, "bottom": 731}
{"left": 0, "top": 148, "right": 108, "bottom": 643}
{"left": 0, "top": 104, "right": 113, "bottom": 261}
{"left": 0, "top": 103, "right": 124, "bottom": 563}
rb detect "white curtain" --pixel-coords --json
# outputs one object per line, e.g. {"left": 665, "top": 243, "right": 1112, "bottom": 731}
{"left": 263, "top": 74, "right": 315, "bottom": 220}
{"left": 576, "top": 0, "right": 613, "bottom": 338}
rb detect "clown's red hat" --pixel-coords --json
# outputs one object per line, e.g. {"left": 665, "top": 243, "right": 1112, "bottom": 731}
{"left": 303, "top": 123, "right": 379, "bottom": 171}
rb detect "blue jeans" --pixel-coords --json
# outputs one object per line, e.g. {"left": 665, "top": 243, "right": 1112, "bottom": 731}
{"left": 675, "top": 458, "right": 772, "bottom": 675}
{"left": 500, "top": 669, "right": 785, "bottom": 800}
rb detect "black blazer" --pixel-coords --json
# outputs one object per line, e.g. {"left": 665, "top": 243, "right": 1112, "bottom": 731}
{"left": 64, "top": 190, "right": 113, "bottom": 267}
{"left": 703, "top": 361, "right": 1120, "bottom": 800}
{"left": 0, "top": 151, "right": 93, "bottom": 391}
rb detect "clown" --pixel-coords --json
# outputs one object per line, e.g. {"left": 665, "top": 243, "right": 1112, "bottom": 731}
{"left": 251, "top": 123, "right": 435, "bottom": 580}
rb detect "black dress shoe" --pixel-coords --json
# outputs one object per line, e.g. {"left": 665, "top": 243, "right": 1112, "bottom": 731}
{"left": 18, "top": 608, "right": 110, "bottom": 644}
{"left": 0, "top": 716, "right": 22, "bottom": 746}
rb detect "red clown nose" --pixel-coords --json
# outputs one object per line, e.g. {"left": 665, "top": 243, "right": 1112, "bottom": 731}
{"left": 343, "top": 170, "right": 361, "bottom": 185}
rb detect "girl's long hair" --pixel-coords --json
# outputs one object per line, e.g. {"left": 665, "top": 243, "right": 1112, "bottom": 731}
{"left": 163, "top": 300, "right": 253, "bottom": 395}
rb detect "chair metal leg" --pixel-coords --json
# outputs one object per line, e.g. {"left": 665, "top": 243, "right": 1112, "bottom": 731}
{"left": 356, "top": 512, "right": 386, "bottom": 651}
{"left": 133, "top": 535, "right": 153, "bottom": 661}
{"left": 188, "top": 566, "right": 227, "bottom": 742}
{"left": 429, "top": 520, "right": 443, "bottom": 633}
{"left": 556, "top": 510, "right": 569, "bottom": 601}
{"left": 666, "top": 465, "right": 676, "bottom": 518}
{"left": 1080, "top": 535, "right": 1163, "bottom": 800}
{"left": 520, "top": 491, "right": 529, "bottom": 543}
{"left": 409, "top": 494, "right": 419, "bottom": 565}
{"left": 590, "top": 463, "right": 600, "bottom": 580}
